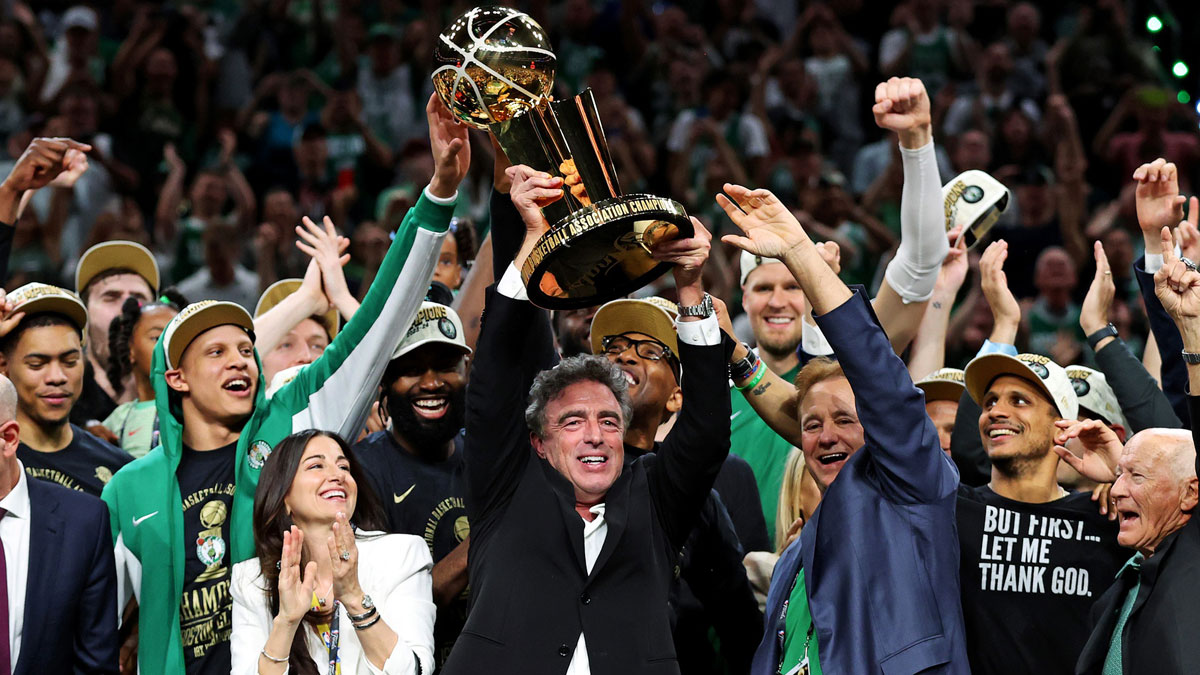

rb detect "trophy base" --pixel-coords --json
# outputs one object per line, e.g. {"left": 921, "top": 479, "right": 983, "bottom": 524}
{"left": 520, "top": 194, "right": 693, "bottom": 309}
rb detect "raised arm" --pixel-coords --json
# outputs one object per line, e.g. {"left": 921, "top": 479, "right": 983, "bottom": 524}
{"left": 1083, "top": 240, "right": 1181, "bottom": 431}
{"left": 719, "top": 184, "right": 955, "bottom": 502}
{"left": 1154, "top": 225, "right": 1200, "bottom": 447}
{"left": 908, "top": 231, "right": 968, "bottom": 378}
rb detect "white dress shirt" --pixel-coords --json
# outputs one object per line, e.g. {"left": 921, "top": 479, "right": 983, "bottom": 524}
{"left": 230, "top": 532, "right": 435, "bottom": 675}
{"left": 565, "top": 504, "right": 607, "bottom": 675}
{"left": 0, "top": 462, "right": 31, "bottom": 669}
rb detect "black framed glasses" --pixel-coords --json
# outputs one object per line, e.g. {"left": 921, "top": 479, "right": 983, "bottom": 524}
{"left": 601, "top": 335, "right": 674, "bottom": 362}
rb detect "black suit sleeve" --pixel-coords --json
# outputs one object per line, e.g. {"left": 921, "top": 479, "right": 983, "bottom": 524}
{"left": 713, "top": 454, "right": 771, "bottom": 553}
{"left": 1094, "top": 337, "right": 1182, "bottom": 432}
{"left": 1135, "top": 256, "right": 1189, "bottom": 426}
{"left": 1190, "top": 396, "right": 1200, "bottom": 479}
{"left": 76, "top": 499, "right": 120, "bottom": 674}
{"left": 648, "top": 331, "right": 733, "bottom": 549}
{"left": 489, "top": 189, "right": 524, "bottom": 280}
{"left": 463, "top": 287, "right": 559, "bottom": 521}
{"left": 0, "top": 222, "right": 12, "bottom": 285}
{"left": 950, "top": 388, "right": 990, "bottom": 487}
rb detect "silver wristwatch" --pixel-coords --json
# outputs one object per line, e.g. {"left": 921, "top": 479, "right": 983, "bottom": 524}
{"left": 678, "top": 293, "right": 714, "bottom": 319}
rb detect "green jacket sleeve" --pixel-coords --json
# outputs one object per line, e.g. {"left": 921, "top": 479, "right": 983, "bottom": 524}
{"left": 271, "top": 190, "right": 455, "bottom": 439}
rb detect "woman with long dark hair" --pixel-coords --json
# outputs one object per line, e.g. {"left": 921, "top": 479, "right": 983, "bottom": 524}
{"left": 231, "top": 429, "right": 434, "bottom": 674}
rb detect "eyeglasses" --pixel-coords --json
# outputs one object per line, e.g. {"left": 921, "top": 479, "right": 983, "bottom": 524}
{"left": 601, "top": 335, "right": 674, "bottom": 362}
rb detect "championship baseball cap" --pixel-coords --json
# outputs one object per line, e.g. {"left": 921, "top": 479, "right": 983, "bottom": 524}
{"left": 162, "top": 300, "right": 256, "bottom": 370}
{"left": 589, "top": 297, "right": 679, "bottom": 357}
{"left": 7, "top": 283, "right": 87, "bottom": 334}
{"left": 253, "top": 279, "right": 340, "bottom": 341}
{"left": 62, "top": 6, "right": 98, "bottom": 32}
{"left": 75, "top": 241, "right": 160, "bottom": 298}
{"left": 739, "top": 250, "right": 785, "bottom": 287}
{"left": 391, "top": 302, "right": 471, "bottom": 360}
{"left": 915, "top": 368, "right": 966, "bottom": 404}
{"left": 1065, "top": 366, "right": 1128, "bottom": 431}
{"left": 964, "top": 353, "right": 1078, "bottom": 421}
{"left": 943, "top": 170, "right": 1010, "bottom": 250}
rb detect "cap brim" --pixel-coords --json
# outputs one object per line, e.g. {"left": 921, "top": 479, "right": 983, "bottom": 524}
{"left": 166, "top": 302, "right": 255, "bottom": 369}
{"left": 589, "top": 299, "right": 678, "bottom": 356}
{"left": 964, "top": 353, "right": 1056, "bottom": 409}
{"left": 254, "top": 279, "right": 340, "bottom": 340}
{"left": 393, "top": 336, "right": 472, "bottom": 360}
{"left": 76, "top": 241, "right": 160, "bottom": 296}
{"left": 916, "top": 380, "right": 965, "bottom": 404}
{"left": 15, "top": 295, "right": 87, "bottom": 333}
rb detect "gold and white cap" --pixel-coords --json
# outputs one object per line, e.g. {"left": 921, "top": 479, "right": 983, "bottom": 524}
{"left": 1065, "top": 365, "right": 1128, "bottom": 430}
{"left": 162, "top": 300, "right": 255, "bottom": 369}
{"left": 7, "top": 283, "right": 87, "bottom": 333}
{"left": 943, "top": 170, "right": 1010, "bottom": 249}
{"left": 915, "top": 367, "right": 966, "bottom": 404}
{"left": 965, "top": 352, "right": 1078, "bottom": 421}
{"left": 75, "top": 240, "right": 160, "bottom": 296}
{"left": 589, "top": 296, "right": 679, "bottom": 356}
{"left": 391, "top": 302, "right": 471, "bottom": 360}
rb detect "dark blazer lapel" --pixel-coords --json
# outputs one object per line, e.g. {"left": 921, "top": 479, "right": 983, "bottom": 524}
{"left": 17, "top": 480, "right": 64, "bottom": 673}
{"left": 541, "top": 461, "right": 587, "bottom": 574}
{"left": 587, "top": 473, "right": 630, "bottom": 580}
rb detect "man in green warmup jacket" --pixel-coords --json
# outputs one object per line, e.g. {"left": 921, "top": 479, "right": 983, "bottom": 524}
{"left": 101, "top": 95, "right": 470, "bottom": 675}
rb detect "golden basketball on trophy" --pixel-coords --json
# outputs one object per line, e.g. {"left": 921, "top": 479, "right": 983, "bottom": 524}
{"left": 432, "top": 6, "right": 693, "bottom": 309}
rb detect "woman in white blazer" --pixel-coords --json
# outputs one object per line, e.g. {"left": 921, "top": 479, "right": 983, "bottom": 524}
{"left": 231, "top": 429, "right": 435, "bottom": 675}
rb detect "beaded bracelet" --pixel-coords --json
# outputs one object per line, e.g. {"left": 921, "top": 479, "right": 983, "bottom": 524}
{"left": 735, "top": 361, "right": 768, "bottom": 392}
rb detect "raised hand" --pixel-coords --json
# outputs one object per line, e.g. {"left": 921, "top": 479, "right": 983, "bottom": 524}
{"left": 1133, "top": 158, "right": 1186, "bottom": 254}
{"left": 979, "top": 240, "right": 1021, "bottom": 343}
{"left": 326, "top": 511, "right": 364, "bottom": 603}
{"left": 428, "top": 93, "right": 470, "bottom": 199}
{"left": 278, "top": 527, "right": 318, "bottom": 624}
{"left": 716, "top": 184, "right": 810, "bottom": 260}
{"left": 1, "top": 137, "right": 93, "bottom": 194}
{"left": 815, "top": 240, "right": 842, "bottom": 275}
{"left": 48, "top": 148, "right": 89, "bottom": 188}
{"left": 296, "top": 215, "right": 354, "bottom": 311}
{"left": 1053, "top": 419, "right": 1122, "bottom": 484}
{"left": 651, "top": 216, "right": 711, "bottom": 293}
{"left": 506, "top": 164, "right": 562, "bottom": 239}
{"left": 933, "top": 227, "right": 968, "bottom": 298}
{"left": 1154, "top": 225, "right": 1200, "bottom": 326}
{"left": 0, "top": 289, "right": 26, "bottom": 340}
{"left": 1177, "top": 196, "right": 1200, "bottom": 261}
{"left": 872, "top": 77, "right": 932, "bottom": 147}
{"left": 1080, "top": 240, "right": 1115, "bottom": 336}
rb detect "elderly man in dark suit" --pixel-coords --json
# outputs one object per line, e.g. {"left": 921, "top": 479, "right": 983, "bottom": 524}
{"left": 440, "top": 164, "right": 730, "bottom": 675}
{"left": 0, "top": 371, "right": 119, "bottom": 674}
{"left": 1059, "top": 227, "right": 1200, "bottom": 675}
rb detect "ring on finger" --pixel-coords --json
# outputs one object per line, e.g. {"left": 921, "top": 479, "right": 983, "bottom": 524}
{"left": 340, "top": 550, "right": 351, "bottom": 561}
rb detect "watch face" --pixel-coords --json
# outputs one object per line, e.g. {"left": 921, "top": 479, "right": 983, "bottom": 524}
{"left": 362, "top": 594, "right": 374, "bottom": 609}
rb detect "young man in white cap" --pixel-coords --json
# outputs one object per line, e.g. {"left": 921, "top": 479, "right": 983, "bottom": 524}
{"left": 0, "top": 283, "right": 130, "bottom": 496}
{"left": 915, "top": 367, "right": 965, "bottom": 456}
{"left": 73, "top": 240, "right": 159, "bottom": 426}
{"left": 101, "top": 94, "right": 469, "bottom": 675}
{"left": 353, "top": 301, "right": 472, "bottom": 668}
{"left": 956, "top": 352, "right": 1126, "bottom": 674}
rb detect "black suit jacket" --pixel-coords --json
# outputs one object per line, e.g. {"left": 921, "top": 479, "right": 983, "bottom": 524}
{"left": 1075, "top": 394, "right": 1200, "bottom": 675}
{"left": 443, "top": 288, "right": 731, "bottom": 675}
{"left": 14, "top": 477, "right": 118, "bottom": 675}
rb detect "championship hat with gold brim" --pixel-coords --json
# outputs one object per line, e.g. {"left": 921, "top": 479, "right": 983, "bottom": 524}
{"left": 943, "top": 170, "right": 1010, "bottom": 249}
{"left": 75, "top": 240, "right": 160, "bottom": 297}
{"left": 1065, "top": 365, "right": 1128, "bottom": 431}
{"left": 7, "top": 283, "right": 88, "bottom": 334}
{"left": 964, "top": 353, "right": 1078, "bottom": 420}
{"left": 253, "top": 279, "right": 340, "bottom": 340}
{"left": 915, "top": 367, "right": 966, "bottom": 404}
{"left": 589, "top": 296, "right": 679, "bottom": 357}
{"left": 162, "top": 300, "right": 255, "bottom": 370}
{"left": 391, "top": 302, "right": 471, "bottom": 360}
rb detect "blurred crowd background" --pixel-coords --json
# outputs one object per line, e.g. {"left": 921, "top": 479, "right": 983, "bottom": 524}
{"left": 8, "top": 0, "right": 1200, "bottom": 369}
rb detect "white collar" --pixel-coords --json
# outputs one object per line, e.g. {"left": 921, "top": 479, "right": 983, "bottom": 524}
{"left": 0, "top": 460, "right": 30, "bottom": 520}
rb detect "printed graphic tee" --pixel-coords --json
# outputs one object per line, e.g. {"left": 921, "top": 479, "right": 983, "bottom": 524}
{"left": 177, "top": 441, "right": 237, "bottom": 675}
{"left": 18, "top": 423, "right": 131, "bottom": 496}
{"left": 354, "top": 429, "right": 468, "bottom": 666}
{"left": 957, "top": 485, "right": 1126, "bottom": 675}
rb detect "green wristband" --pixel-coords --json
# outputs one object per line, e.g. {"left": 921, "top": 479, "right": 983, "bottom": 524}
{"left": 735, "top": 362, "right": 768, "bottom": 391}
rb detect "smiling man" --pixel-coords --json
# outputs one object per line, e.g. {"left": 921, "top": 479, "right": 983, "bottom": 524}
{"left": 0, "top": 283, "right": 130, "bottom": 496}
{"left": 101, "top": 93, "right": 469, "bottom": 675}
{"left": 353, "top": 301, "right": 473, "bottom": 668}
{"left": 957, "top": 352, "right": 1125, "bottom": 674}
{"left": 443, "top": 163, "right": 729, "bottom": 675}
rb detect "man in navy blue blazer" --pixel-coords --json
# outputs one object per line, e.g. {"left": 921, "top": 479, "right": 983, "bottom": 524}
{"left": 0, "top": 372, "right": 118, "bottom": 674}
{"left": 717, "top": 178, "right": 967, "bottom": 671}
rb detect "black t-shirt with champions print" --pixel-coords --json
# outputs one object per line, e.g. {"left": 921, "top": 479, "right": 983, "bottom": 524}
{"left": 957, "top": 484, "right": 1127, "bottom": 675}
{"left": 177, "top": 441, "right": 237, "bottom": 675}
{"left": 18, "top": 423, "right": 131, "bottom": 496}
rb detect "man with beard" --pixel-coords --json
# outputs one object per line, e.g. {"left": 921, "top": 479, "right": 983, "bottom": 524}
{"left": 354, "top": 301, "right": 472, "bottom": 668}
{"left": 0, "top": 283, "right": 130, "bottom": 496}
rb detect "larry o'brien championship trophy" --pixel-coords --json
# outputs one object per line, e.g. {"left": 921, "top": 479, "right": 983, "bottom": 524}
{"left": 432, "top": 6, "right": 693, "bottom": 309}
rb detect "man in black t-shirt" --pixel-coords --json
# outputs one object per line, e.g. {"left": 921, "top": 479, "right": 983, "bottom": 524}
{"left": 0, "top": 283, "right": 130, "bottom": 497}
{"left": 354, "top": 301, "right": 472, "bottom": 668}
{"left": 958, "top": 352, "right": 1126, "bottom": 675}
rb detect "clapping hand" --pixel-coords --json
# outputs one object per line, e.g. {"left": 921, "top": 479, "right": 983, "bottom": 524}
{"left": 296, "top": 215, "right": 353, "bottom": 310}
{"left": 1133, "top": 159, "right": 1187, "bottom": 254}
{"left": 1053, "top": 419, "right": 1122, "bottom": 484}
{"left": 428, "top": 94, "right": 470, "bottom": 200}
{"left": 716, "top": 184, "right": 810, "bottom": 260}
{"left": 325, "top": 511, "right": 364, "bottom": 604}
{"left": 278, "top": 527, "right": 319, "bottom": 624}
{"left": 979, "top": 240, "right": 1021, "bottom": 342}
{"left": 1080, "top": 241, "right": 1115, "bottom": 336}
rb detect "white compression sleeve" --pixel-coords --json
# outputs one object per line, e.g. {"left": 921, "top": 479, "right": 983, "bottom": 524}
{"left": 883, "top": 140, "right": 948, "bottom": 303}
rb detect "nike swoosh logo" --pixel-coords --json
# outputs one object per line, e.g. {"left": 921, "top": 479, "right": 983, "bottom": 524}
{"left": 132, "top": 511, "right": 159, "bottom": 527}
{"left": 393, "top": 485, "right": 415, "bottom": 503}
{"left": 127, "top": 428, "right": 142, "bottom": 437}
{"left": 730, "top": 410, "right": 743, "bottom": 422}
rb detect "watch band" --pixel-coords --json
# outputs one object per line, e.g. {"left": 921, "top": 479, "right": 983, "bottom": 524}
{"left": 729, "top": 343, "right": 760, "bottom": 382}
{"left": 1182, "top": 350, "right": 1200, "bottom": 365}
{"left": 678, "top": 293, "right": 714, "bottom": 318}
{"left": 1086, "top": 324, "right": 1118, "bottom": 349}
